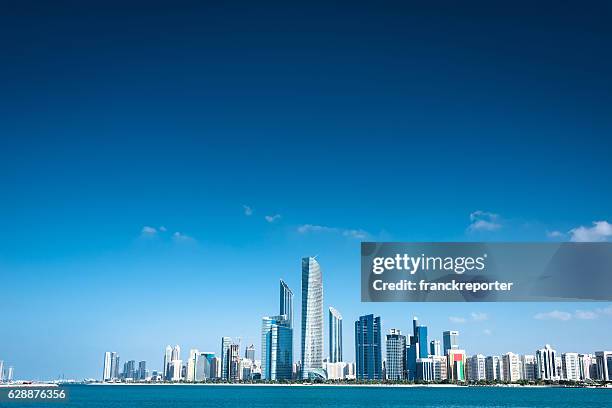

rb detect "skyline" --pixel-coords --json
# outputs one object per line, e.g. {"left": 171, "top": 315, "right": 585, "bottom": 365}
{"left": 2, "top": 1, "right": 612, "bottom": 380}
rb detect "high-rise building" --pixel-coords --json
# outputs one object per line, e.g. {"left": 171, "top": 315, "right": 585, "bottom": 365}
{"left": 329, "top": 307, "right": 343, "bottom": 363}
{"left": 0, "top": 361, "right": 4, "bottom": 382}
{"left": 467, "top": 354, "right": 486, "bottom": 381}
{"left": 485, "top": 355, "right": 503, "bottom": 381}
{"left": 562, "top": 353, "right": 579, "bottom": 381}
{"left": 578, "top": 354, "right": 595, "bottom": 381}
{"left": 502, "top": 352, "right": 521, "bottom": 382}
{"left": 163, "top": 345, "right": 172, "bottom": 380}
{"left": 442, "top": 331, "right": 459, "bottom": 355}
{"left": 521, "top": 355, "right": 536, "bottom": 381}
{"left": 171, "top": 345, "right": 181, "bottom": 362}
{"left": 211, "top": 356, "right": 221, "bottom": 379}
{"left": 355, "top": 314, "right": 382, "bottom": 380}
{"left": 536, "top": 344, "right": 559, "bottom": 381}
{"left": 245, "top": 344, "right": 255, "bottom": 361}
{"left": 447, "top": 349, "right": 466, "bottom": 381}
{"left": 186, "top": 349, "right": 199, "bottom": 382}
{"left": 280, "top": 279, "right": 294, "bottom": 328}
{"left": 432, "top": 355, "right": 447, "bottom": 381}
{"left": 385, "top": 329, "right": 406, "bottom": 380}
{"left": 301, "top": 256, "right": 323, "bottom": 379}
{"left": 169, "top": 359, "right": 182, "bottom": 381}
{"left": 595, "top": 351, "right": 612, "bottom": 381}
{"left": 430, "top": 340, "right": 441, "bottom": 356}
{"left": 138, "top": 361, "right": 146, "bottom": 380}
{"left": 228, "top": 343, "right": 240, "bottom": 382}
{"left": 261, "top": 315, "right": 293, "bottom": 380}
{"left": 110, "top": 352, "right": 120, "bottom": 380}
{"left": 407, "top": 317, "right": 428, "bottom": 380}
{"left": 123, "top": 360, "right": 136, "bottom": 380}
{"left": 103, "top": 352, "right": 112, "bottom": 381}
{"left": 221, "top": 337, "right": 232, "bottom": 380}
{"left": 6, "top": 366, "right": 13, "bottom": 382}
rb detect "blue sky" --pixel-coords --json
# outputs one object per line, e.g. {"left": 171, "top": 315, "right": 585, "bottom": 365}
{"left": 1, "top": 1, "right": 611, "bottom": 380}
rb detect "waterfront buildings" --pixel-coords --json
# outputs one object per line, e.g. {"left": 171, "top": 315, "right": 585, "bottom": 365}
{"left": 446, "top": 349, "right": 466, "bottom": 381}
{"left": 595, "top": 351, "right": 612, "bottom": 381}
{"left": 329, "top": 307, "right": 343, "bottom": 363}
{"left": 385, "top": 329, "right": 406, "bottom": 380}
{"left": 561, "top": 352, "right": 579, "bottom": 381}
{"left": 467, "top": 354, "right": 486, "bottom": 381}
{"left": 407, "top": 317, "right": 428, "bottom": 380}
{"left": 221, "top": 337, "right": 232, "bottom": 380}
{"left": 103, "top": 352, "right": 112, "bottom": 381}
{"left": 536, "top": 344, "right": 559, "bottom": 381}
{"left": 521, "top": 355, "right": 536, "bottom": 381}
{"left": 485, "top": 355, "right": 502, "bottom": 381}
{"left": 110, "top": 352, "right": 120, "bottom": 380}
{"left": 163, "top": 345, "right": 172, "bottom": 380}
{"left": 301, "top": 256, "right": 323, "bottom": 379}
{"left": 261, "top": 315, "right": 292, "bottom": 380}
{"left": 355, "top": 314, "right": 382, "bottom": 380}
{"left": 442, "top": 330, "right": 459, "bottom": 355}
{"left": 137, "top": 361, "right": 146, "bottom": 380}
{"left": 502, "top": 352, "right": 521, "bottom": 383}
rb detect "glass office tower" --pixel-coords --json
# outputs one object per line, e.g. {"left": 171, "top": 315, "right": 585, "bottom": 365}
{"left": 301, "top": 257, "right": 323, "bottom": 379}
{"left": 329, "top": 307, "right": 343, "bottom": 363}
{"left": 355, "top": 314, "right": 382, "bottom": 380}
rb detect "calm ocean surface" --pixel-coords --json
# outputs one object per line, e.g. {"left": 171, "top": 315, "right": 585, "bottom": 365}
{"left": 10, "top": 385, "right": 612, "bottom": 408}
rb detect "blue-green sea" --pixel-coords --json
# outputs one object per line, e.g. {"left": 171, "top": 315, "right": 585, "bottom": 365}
{"left": 9, "top": 385, "right": 612, "bottom": 408}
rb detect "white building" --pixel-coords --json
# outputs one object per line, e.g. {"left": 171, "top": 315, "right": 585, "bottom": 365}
{"left": 595, "top": 351, "right": 612, "bottom": 381}
{"left": 103, "top": 352, "right": 112, "bottom": 381}
{"left": 301, "top": 257, "right": 324, "bottom": 379}
{"left": 578, "top": 354, "right": 595, "bottom": 381}
{"left": 536, "top": 344, "right": 559, "bottom": 381}
{"left": 561, "top": 352, "right": 579, "bottom": 381}
{"left": 467, "top": 355, "right": 486, "bottom": 381}
{"left": 432, "top": 355, "right": 447, "bottom": 381}
{"left": 502, "top": 352, "right": 521, "bottom": 383}
{"left": 520, "top": 355, "right": 536, "bottom": 381}
{"left": 485, "top": 356, "right": 503, "bottom": 381}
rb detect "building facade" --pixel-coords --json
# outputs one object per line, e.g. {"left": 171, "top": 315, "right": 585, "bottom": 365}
{"left": 355, "top": 314, "right": 382, "bottom": 380}
{"left": 301, "top": 257, "right": 324, "bottom": 379}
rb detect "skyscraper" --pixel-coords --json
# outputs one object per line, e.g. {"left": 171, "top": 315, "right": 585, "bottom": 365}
{"left": 430, "top": 340, "right": 441, "bottom": 356}
{"left": 502, "top": 352, "right": 521, "bottom": 382}
{"left": 301, "top": 256, "right": 323, "bottom": 379}
{"left": 355, "top": 314, "right": 382, "bottom": 380}
{"left": 280, "top": 279, "right": 294, "bottom": 328}
{"left": 0, "top": 361, "right": 4, "bottom": 382}
{"left": 536, "top": 344, "right": 559, "bottom": 380}
{"left": 163, "top": 345, "right": 172, "bottom": 380}
{"left": 407, "top": 317, "right": 428, "bottom": 380}
{"left": 595, "top": 351, "right": 612, "bottom": 381}
{"left": 385, "top": 329, "right": 406, "bottom": 380}
{"left": 329, "top": 307, "right": 343, "bottom": 363}
{"left": 171, "top": 345, "right": 181, "bottom": 362}
{"left": 103, "top": 352, "right": 112, "bottom": 381}
{"left": 228, "top": 343, "right": 240, "bottom": 382}
{"left": 467, "top": 354, "right": 486, "bottom": 381}
{"left": 245, "top": 344, "right": 255, "bottom": 361}
{"left": 261, "top": 315, "right": 293, "bottom": 380}
{"left": 138, "top": 361, "right": 146, "bottom": 380}
{"left": 221, "top": 337, "right": 232, "bottom": 380}
{"left": 443, "top": 330, "right": 459, "bottom": 355}
{"left": 110, "top": 352, "right": 120, "bottom": 380}
{"left": 562, "top": 352, "right": 579, "bottom": 381}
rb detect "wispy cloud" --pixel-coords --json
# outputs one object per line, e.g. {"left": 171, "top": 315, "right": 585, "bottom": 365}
{"left": 172, "top": 231, "right": 195, "bottom": 242}
{"left": 449, "top": 316, "right": 467, "bottom": 324}
{"left": 574, "top": 310, "right": 598, "bottom": 320}
{"left": 534, "top": 310, "right": 572, "bottom": 321}
{"left": 483, "top": 329, "right": 492, "bottom": 336}
{"left": 471, "top": 312, "right": 489, "bottom": 321}
{"left": 141, "top": 226, "right": 158, "bottom": 236}
{"left": 569, "top": 221, "right": 612, "bottom": 242}
{"left": 468, "top": 211, "right": 502, "bottom": 232}
{"left": 242, "top": 205, "right": 253, "bottom": 216}
{"left": 265, "top": 214, "right": 281, "bottom": 223}
{"left": 159, "top": 226, "right": 167, "bottom": 232}
{"left": 297, "top": 224, "right": 369, "bottom": 240}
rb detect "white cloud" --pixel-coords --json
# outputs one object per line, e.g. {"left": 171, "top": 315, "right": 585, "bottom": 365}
{"left": 141, "top": 226, "right": 158, "bottom": 236}
{"left": 574, "top": 310, "right": 598, "bottom": 320}
{"left": 468, "top": 211, "right": 502, "bottom": 232}
{"left": 297, "top": 224, "right": 369, "bottom": 240}
{"left": 242, "top": 205, "right": 253, "bottom": 216}
{"left": 159, "top": 226, "right": 167, "bottom": 232}
{"left": 546, "top": 230, "right": 565, "bottom": 239}
{"left": 449, "top": 316, "right": 467, "bottom": 324}
{"left": 265, "top": 214, "right": 281, "bottom": 223}
{"left": 569, "top": 221, "right": 612, "bottom": 242}
{"left": 471, "top": 312, "right": 488, "bottom": 321}
{"left": 483, "top": 329, "right": 492, "bottom": 336}
{"left": 534, "top": 310, "right": 572, "bottom": 321}
{"left": 172, "top": 231, "right": 194, "bottom": 242}
{"left": 596, "top": 305, "right": 612, "bottom": 316}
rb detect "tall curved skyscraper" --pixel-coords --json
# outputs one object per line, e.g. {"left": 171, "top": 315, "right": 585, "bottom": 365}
{"left": 301, "top": 256, "right": 323, "bottom": 379}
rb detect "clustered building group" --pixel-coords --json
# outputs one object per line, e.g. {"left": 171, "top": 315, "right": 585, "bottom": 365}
{"left": 102, "top": 257, "right": 612, "bottom": 384}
